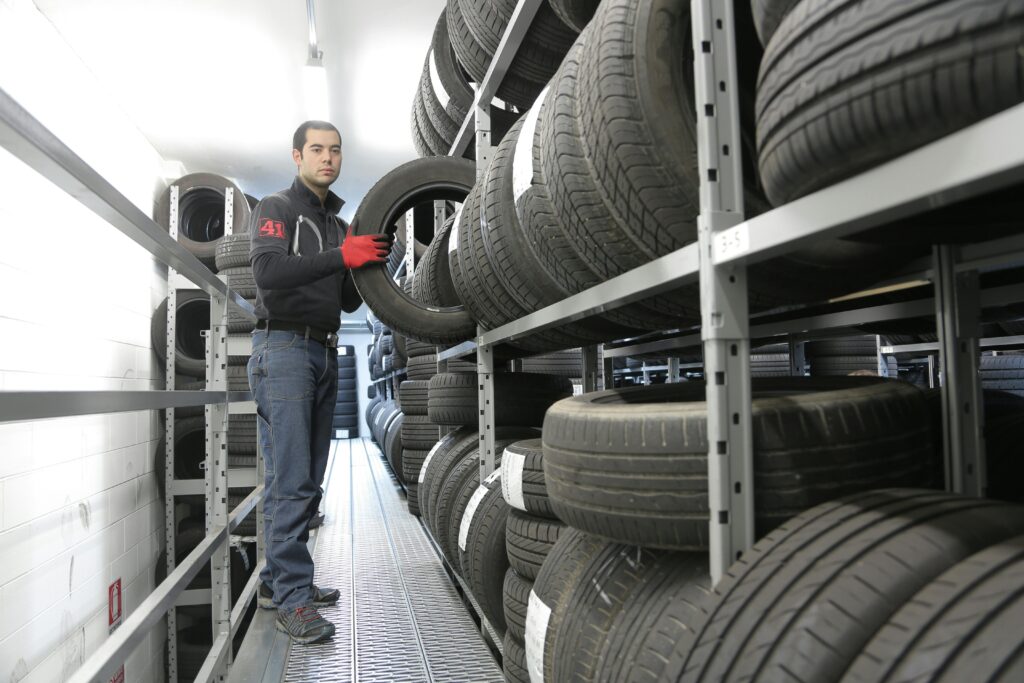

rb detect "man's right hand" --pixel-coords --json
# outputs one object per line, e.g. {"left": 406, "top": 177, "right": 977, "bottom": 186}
{"left": 340, "top": 225, "right": 392, "bottom": 269}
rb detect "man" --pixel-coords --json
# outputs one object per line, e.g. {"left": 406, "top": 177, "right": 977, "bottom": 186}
{"left": 247, "top": 120, "right": 391, "bottom": 643}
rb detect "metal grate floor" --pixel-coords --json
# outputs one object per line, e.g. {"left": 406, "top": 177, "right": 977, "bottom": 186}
{"left": 282, "top": 438, "right": 503, "bottom": 683}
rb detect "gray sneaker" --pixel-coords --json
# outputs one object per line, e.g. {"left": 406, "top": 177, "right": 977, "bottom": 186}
{"left": 276, "top": 605, "right": 336, "bottom": 644}
{"left": 259, "top": 582, "right": 340, "bottom": 609}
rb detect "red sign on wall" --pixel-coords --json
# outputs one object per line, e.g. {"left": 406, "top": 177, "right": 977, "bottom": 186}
{"left": 108, "top": 579, "right": 123, "bottom": 632}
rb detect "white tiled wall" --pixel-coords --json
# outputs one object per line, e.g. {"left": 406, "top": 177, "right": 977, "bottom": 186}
{"left": 0, "top": 1, "right": 171, "bottom": 681}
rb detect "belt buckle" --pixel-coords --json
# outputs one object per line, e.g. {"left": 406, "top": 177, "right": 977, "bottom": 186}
{"left": 327, "top": 332, "right": 339, "bottom": 348}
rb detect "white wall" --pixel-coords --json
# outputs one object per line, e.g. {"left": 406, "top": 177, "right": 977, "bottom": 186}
{"left": 0, "top": 1, "right": 170, "bottom": 681}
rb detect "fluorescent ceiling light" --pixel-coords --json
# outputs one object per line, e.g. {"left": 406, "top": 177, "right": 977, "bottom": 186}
{"left": 303, "top": 63, "right": 330, "bottom": 120}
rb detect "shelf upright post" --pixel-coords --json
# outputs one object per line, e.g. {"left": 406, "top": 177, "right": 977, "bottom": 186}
{"left": 581, "top": 346, "right": 599, "bottom": 393}
{"left": 692, "top": 0, "right": 754, "bottom": 583}
{"left": 875, "top": 335, "right": 890, "bottom": 377}
{"left": 788, "top": 338, "right": 807, "bottom": 376}
{"left": 667, "top": 357, "right": 681, "bottom": 384}
{"left": 164, "top": 185, "right": 180, "bottom": 683}
{"left": 205, "top": 188, "right": 233, "bottom": 674}
{"left": 602, "top": 355, "right": 615, "bottom": 390}
{"left": 477, "top": 335, "right": 497, "bottom": 479}
{"left": 933, "top": 245, "right": 986, "bottom": 497}
{"left": 475, "top": 104, "right": 493, "bottom": 180}
{"left": 404, "top": 209, "right": 416, "bottom": 285}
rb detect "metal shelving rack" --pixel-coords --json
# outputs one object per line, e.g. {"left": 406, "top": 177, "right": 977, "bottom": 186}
{"left": 0, "top": 86, "right": 265, "bottom": 682}
{"left": 434, "top": 0, "right": 1024, "bottom": 585}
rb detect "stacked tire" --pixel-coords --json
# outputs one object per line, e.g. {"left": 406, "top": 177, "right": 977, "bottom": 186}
{"left": 334, "top": 345, "right": 359, "bottom": 436}
{"left": 525, "top": 376, "right": 944, "bottom": 681}
{"left": 807, "top": 335, "right": 897, "bottom": 378}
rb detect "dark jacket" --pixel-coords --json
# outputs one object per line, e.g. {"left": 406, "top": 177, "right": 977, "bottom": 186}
{"left": 248, "top": 177, "right": 361, "bottom": 331}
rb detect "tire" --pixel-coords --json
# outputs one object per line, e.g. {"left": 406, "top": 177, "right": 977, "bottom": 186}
{"left": 419, "top": 428, "right": 481, "bottom": 531}
{"left": 506, "top": 509, "right": 565, "bottom": 581}
{"left": 503, "top": 634, "right": 529, "bottom": 683}
{"left": 806, "top": 336, "right": 879, "bottom": 357}
{"left": 844, "top": 534, "right": 1024, "bottom": 683}
{"left": 227, "top": 366, "right": 250, "bottom": 392}
{"left": 756, "top": 0, "right": 1024, "bottom": 207}
{"left": 519, "top": 349, "right": 584, "bottom": 379}
{"left": 418, "top": 57, "right": 460, "bottom": 150}
{"left": 457, "top": 468, "right": 510, "bottom": 635}
{"left": 446, "top": 0, "right": 551, "bottom": 109}
{"left": 542, "top": 377, "right": 934, "bottom": 549}
{"left": 429, "top": 9, "right": 475, "bottom": 123}
{"left": 666, "top": 489, "right": 1024, "bottom": 683}
{"left": 593, "top": 554, "right": 712, "bottom": 683}
{"left": 500, "top": 438, "right": 556, "bottom": 519}
{"left": 350, "top": 157, "right": 478, "bottom": 344}
{"left": 427, "top": 372, "right": 573, "bottom": 427}
{"left": 513, "top": 82, "right": 652, "bottom": 333}
{"left": 402, "top": 449, "right": 432, "bottom": 491}
{"left": 398, "top": 380, "right": 430, "bottom": 416}
{"left": 173, "top": 417, "right": 207, "bottom": 479}
{"left": 750, "top": 0, "right": 801, "bottom": 46}
{"left": 406, "top": 353, "right": 439, "bottom": 381}
{"left": 406, "top": 340, "right": 437, "bottom": 358}
{"left": 384, "top": 413, "right": 404, "bottom": 481}
{"left": 222, "top": 267, "right": 257, "bottom": 299}
{"left": 810, "top": 355, "right": 888, "bottom": 376}
{"left": 503, "top": 568, "right": 531, "bottom": 643}
{"left": 227, "top": 298, "right": 257, "bottom": 333}
{"left": 549, "top": 0, "right": 601, "bottom": 32}
{"left": 214, "top": 232, "right": 251, "bottom": 271}
{"left": 407, "top": 483, "right": 421, "bottom": 516}
{"left": 156, "top": 173, "right": 251, "bottom": 269}
{"left": 527, "top": 527, "right": 610, "bottom": 683}
{"left": 546, "top": 3, "right": 703, "bottom": 324}
{"left": 437, "top": 452, "right": 486, "bottom": 568}
{"left": 478, "top": 117, "right": 620, "bottom": 345}
{"left": 400, "top": 414, "right": 439, "bottom": 450}
{"left": 551, "top": 544, "right": 706, "bottom": 683}
{"left": 412, "top": 215, "right": 462, "bottom": 308}
{"left": 152, "top": 290, "right": 210, "bottom": 378}
{"left": 413, "top": 88, "right": 449, "bottom": 155}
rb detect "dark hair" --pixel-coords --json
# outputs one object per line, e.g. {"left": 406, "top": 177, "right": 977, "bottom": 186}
{"left": 292, "top": 120, "right": 341, "bottom": 153}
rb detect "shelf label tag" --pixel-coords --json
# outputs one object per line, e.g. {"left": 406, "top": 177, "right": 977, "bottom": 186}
{"left": 526, "top": 589, "right": 552, "bottom": 683}
{"left": 459, "top": 479, "right": 493, "bottom": 552}
{"left": 713, "top": 223, "right": 749, "bottom": 262}
{"left": 501, "top": 451, "right": 526, "bottom": 511}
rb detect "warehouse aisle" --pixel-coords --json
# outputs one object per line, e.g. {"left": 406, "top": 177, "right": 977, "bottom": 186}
{"left": 233, "top": 438, "right": 503, "bottom": 683}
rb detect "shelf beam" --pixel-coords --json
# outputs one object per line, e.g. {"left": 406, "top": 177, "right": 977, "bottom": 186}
{"left": 712, "top": 103, "right": 1024, "bottom": 269}
{"left": 0, "top": 390, "right": 252, "bottom": 424}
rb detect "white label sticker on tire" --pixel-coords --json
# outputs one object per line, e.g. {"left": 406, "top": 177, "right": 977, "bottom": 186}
{"left": 428, "top": 49, "right": 451, "bottom": 110}
{"left": 418, "top": 438, "right": 447, "bottom": 484}
{"left": 512, "top": 87, "right": 548, "bottom": 205}
{"left": 526, "top": 589, "right": 552, "bottom": 683}
{"left": 501, "top": 451, "right": 526, "bottom": 511}
{"left": 448, "top": 206, "right": 463, "bottom": 255}
{"left": 458, "top": 482, "right": 491, "bottom": 552}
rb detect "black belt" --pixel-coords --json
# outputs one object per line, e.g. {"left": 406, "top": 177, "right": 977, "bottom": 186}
{"left": 256, "top": 319, "right": 338, "bottom": 347}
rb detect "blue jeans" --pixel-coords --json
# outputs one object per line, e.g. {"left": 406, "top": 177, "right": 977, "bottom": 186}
{"left": 247, "top": 329, "right": 337, "bottom": 611}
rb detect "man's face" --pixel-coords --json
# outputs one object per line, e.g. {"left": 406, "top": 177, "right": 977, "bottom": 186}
{"left": 293, "top": 128, "right": 342, "bottom": 190}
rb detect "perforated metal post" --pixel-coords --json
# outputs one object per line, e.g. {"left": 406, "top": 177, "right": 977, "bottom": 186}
{"left": 164, "top": 185, "right": 180, "bottom": 683}
{"left": 667, "top": 358, "right": 681, "bottom": 383}
{"left": 581, "top": 346, "right": 599, "bottom": 393}
{"left": 602, "top": 356, "right": 615, "bottom": 391}
{"left": 477, "top": 338, "right": 496, "bottom": 479}
{"left": 934, "top": 245, "right": 986, "bottom": 497}
{"left": 875, "top": 335, "right": 890, "bottom": 377}
{"left": 788, "top": 338, "right": 807, "bottom": 376}
{"left": 206, "top": 295, "right": 231, "bottom": 675}
{"left": 475, "top": 104, "right": 493, "bottom": 180}
{"left": 693, "top": 0, "right": 753, "bottom": 584}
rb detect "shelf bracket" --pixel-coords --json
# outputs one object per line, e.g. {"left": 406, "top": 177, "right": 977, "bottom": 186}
{"left": 477, "top": 337, "right": 496, "bottom": 479}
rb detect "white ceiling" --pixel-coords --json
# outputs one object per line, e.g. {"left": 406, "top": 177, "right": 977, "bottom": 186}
{"left": 33, "top": 0, "right": 446, "bottom": 220}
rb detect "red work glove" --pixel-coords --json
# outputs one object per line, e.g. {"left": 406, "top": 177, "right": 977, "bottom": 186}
{"left": 340, "top": 224, "right": 392, "bottom": 269}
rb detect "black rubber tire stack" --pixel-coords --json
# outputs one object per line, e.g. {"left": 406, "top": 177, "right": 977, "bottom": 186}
{"left": 156, "top": 173, "right": 251, "bottom": 270}
{"left": 499, "top": 438, "right": 567, "bottom": 673}
{"left": 750, "top": 342, "right": 792, "bottom": 378}
{"left": 334, "top": 345, "right": 359, "bottom": 436}
{"left": 807, "top": 335, "right": 897, "bottom": 378}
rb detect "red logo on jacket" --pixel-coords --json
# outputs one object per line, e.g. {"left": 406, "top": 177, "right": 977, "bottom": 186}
{"left": 259, "top": 219, "right": 285, "bottom": 239}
